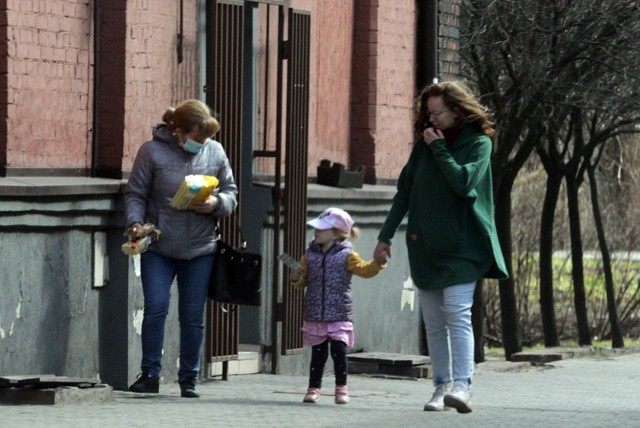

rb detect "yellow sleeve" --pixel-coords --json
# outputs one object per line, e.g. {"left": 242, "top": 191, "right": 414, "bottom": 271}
{"left": 346, "top": 251, "right": 386, "bottom": 278}
{"left": 291, "top": 256, "right": 308, "bottom": 290}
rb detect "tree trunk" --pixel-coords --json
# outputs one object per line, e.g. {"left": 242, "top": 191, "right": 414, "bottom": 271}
{"left": 565, "top": 174, "right": 592, "bottom": 346}
{"left": 472, "top": 279, "right": 485, "bottom": 363}
{"left": 494, "top": 178, "right": 522, "bottom": 359}
{"left": 586, "top": 163, "right": 624, "bottom": 348}
{"left": 539, "top": 170, "right": 562, "bottom": 347}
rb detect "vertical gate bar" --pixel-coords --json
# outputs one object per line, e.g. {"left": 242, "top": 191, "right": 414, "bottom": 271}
{"left": 269, "top": 3, "right": 285, "bottom": 374}
{"left": 261, "top": 5, "right": 271, "bottom": 151}
{"left": 281, "top": 9, "right": 310, "bottom": 355}
{"left": 205, "top": 0, "right": 244, "bottom": 368}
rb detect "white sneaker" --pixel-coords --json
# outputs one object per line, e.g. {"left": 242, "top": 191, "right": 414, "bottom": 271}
{"left": 443, "top": 381, "right": 473, "bottom": 413}
{"left": 423, "top": 383, "right": 451, "bottom": 411}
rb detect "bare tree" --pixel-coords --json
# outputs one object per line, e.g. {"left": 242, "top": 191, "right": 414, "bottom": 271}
{"left": 460, "top": 0, "right": 640, "bottom": 355}
{"left": 586, "top": 146, "right": 623, "bottom": 348}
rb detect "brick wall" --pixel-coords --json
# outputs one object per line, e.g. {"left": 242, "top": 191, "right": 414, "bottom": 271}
{"left": 95, "top": 0, "right": 126, "bottom": 177}
{"left": 0, "top": 0, "right": 199, "bottom": 174}
{"left": 0, "top": 2, "right": 8, "bottom": 170}
{"left": 349, "top": 0, "right": 378, "bottom": 182}
{"left": 307, "top": 0, "right": 354, "bottom": 171}
{"left": 438, "top": 0, "right": 460, "bottom": 81}
{"left": 3, "top": 0, "right": 93, "bottom": 169}
{"left": 372, "top": 0, "right": 416, "bottom": 182}
{"left": 122, "top": 0, "right": 199, "bottom": 170}
{"left": 350, "top": 0, "right": 416, "bottom": 183}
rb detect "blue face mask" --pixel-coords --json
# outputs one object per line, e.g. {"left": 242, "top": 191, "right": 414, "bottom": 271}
{"left": 182, "top": 138, "right": 205, "bottom": 154}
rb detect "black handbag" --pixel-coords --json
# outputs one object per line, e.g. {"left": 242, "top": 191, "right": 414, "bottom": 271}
{"left": 208, "top": 238, "right": 262, "bottom": 306}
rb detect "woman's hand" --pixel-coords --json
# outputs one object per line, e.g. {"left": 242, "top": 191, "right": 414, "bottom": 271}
{"left": 373, "top": 241, "right": 391, "bottom": 265}
{"left": 422, "top": 127, "right": 444, "bottom": 146}
{"left": 192, "top": 195, "right": 218, "bottom": 214}
{"left": 127, "top": 223, "right": 145, "bottom": 239}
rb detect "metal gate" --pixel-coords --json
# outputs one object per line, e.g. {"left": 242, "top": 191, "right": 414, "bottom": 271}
{"left": 205, "top": 0, "right": 310, "bottom": 375}
{"left": 204, "top": 0, "right": 244, "bottom": 369}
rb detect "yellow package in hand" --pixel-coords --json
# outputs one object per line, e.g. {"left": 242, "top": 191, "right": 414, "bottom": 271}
{"left": 171, "top": 175, "right": 219, "bottom": 210}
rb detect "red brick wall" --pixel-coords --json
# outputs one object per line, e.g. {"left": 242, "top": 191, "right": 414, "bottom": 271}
{"left": 95, "top": 0, "right": 126, "bottom": 178}
{"left": 350, "top": 0, "right": 416, "bottom": 183}
{"left": 349, "top": 0, "right": 378, "bottom": 182}
{"left": 1, "top": 0, "right": 456, "bottom": 181}
{"left": 308, "top": 0, "right": 354, "bottom": 170}
{"left": 122, "top": 0, "right": 199, "bottom": 170}
{"left": 0, "top": 0, "right": 199, "bottom": 173}
{"left": 4, "top": 0, "right": 93, "bottom": 169}
{"left": 372, "top": 0, "right": 416, "bottom": 181}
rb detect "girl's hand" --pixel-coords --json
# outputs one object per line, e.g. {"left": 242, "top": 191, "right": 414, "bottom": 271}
{"left": 290, "top": 268, "right": 305, "bottom": 282}
{"left": 373, "top": 241, "right": 391, "bottom": 265}
{"left": 192, "top": 195, "right": 218, "bottom": 214}
{"left": 422, "top": 127, "right": 444, "bottom": 146}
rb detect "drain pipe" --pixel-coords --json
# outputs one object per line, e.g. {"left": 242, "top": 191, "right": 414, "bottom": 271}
{"left": 177, "top": 0, "right": 184, "bottom": 63}
{"left": 91, "top": 0, "right": 100, "bottom": 177}
{"left": 416, "top": 0, "right": 438, "bottom": 89}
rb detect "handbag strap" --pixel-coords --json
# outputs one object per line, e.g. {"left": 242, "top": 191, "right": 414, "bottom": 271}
{"left": 237, "top": 226, "right": 248, "bottom": 251}
{"left": 216, "top": 222, "right": 247, "bottom": 252}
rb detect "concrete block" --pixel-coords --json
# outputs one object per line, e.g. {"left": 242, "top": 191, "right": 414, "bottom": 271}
{"left": 348, "top": 352, "right": 429, "bottom": 366}
{"left": 0, "top": 384, "right": 113, "bottom": 405}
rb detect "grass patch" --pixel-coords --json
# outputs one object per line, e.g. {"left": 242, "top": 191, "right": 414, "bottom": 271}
{"left": 484, "top": 337, "right": 640, "bottom": 359}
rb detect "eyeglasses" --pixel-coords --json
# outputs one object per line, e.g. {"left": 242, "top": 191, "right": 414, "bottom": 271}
{"left": 429, "top": 109, "right": 450, "bottom": 119}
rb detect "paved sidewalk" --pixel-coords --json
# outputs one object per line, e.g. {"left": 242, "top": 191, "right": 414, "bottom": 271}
{"left": 2, "top": 352, "right": 639, "bottom": 427}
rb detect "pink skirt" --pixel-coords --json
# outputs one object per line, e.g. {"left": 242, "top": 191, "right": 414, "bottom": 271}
{"left": 302, "top": 321, "right": 354, "bottom": 347}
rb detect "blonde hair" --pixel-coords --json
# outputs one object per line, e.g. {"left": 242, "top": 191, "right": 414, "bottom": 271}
{"left": 414, "top": 81, "right": 495, "bottom": 138}
{"left": 334, "top": 226, "right": 360, "bottom": 241}
{"left": 162, "top": 99, "right": 220, "bottom": 141}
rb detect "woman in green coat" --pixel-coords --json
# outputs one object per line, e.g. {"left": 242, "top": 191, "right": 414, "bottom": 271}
{"left": 373, "top": 81, "right": 508, "bottom": 413}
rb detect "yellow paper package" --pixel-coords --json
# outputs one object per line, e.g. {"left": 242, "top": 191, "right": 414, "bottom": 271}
{"left": 171, "top": 175, "right": 219, "bottom": 210}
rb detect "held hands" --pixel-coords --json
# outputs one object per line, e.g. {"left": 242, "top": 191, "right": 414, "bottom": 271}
{"left": 191, "top": 195, "right": 218, "bottom": 214}
{"left": 373, "top": 241, "right": 391, "bottom": 265}
{"left": 423, "top": 127, "right": 444, "bottom": 146}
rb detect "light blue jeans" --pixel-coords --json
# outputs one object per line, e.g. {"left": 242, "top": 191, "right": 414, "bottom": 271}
{"left": 418, "top": 281, "right": 476, "bottom": 387}
{"left": 139, "top": 251, "right": 213, "bottom": 382}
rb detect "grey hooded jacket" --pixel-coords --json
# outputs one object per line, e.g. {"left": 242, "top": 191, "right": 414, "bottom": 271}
{"left": 124, "top": 124, "right": 238, "bottom": 260}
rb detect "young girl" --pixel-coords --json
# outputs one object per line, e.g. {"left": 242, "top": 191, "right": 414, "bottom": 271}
{"left": 290, "top": 207, "right": 386, "bottom": 405}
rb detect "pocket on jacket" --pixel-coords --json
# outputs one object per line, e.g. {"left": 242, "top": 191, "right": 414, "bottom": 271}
{"left": 421, "top": 209, "right": 467, "bottom": 255}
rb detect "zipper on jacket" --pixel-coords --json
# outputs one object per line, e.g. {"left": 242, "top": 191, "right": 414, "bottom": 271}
{"left": 321, "top": 252, "right": 327, "bottom": 320}
{"left": 186, "top": 160, "right": 193, "bottom": 256}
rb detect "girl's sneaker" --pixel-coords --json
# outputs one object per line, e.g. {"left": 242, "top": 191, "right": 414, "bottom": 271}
{"left": 335, "top": 385, "right": 349, "bottom": 404}
{"left": 303, "top": 387, "right": 321, "bottom": 403}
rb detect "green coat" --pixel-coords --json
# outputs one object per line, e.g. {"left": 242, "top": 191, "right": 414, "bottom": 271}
{"left": 378, "top": 125, "right": 508, "bottom": 290}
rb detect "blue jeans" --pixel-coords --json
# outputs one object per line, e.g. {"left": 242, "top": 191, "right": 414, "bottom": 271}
{"left": 139, "top": 251, "right": 213, "bottom": 382}
{"left": 418, "top": 282, "right": 476, "bottom": 387}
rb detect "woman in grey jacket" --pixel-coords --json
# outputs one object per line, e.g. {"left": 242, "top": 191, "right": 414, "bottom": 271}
{"left": 125, "top": 99, "right": 238, "bottom": 398}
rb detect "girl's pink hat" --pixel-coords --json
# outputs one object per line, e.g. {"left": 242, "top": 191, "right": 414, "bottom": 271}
{"left": 307, "top": 207, "right": 354, "bottom": 234}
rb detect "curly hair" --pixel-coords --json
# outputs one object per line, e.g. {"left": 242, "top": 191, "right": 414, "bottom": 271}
{"left": 414, "top": 81, "right": 495, "bottom": 139}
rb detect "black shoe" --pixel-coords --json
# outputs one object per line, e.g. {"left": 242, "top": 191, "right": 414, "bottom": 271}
{"left": 179, "top": 378, "right": 199, "bottom": 398}
{"left": 128, "top": 371, "right": 159, "bottom": 394}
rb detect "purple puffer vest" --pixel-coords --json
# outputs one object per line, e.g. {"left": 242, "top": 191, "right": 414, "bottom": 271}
{"left": 303, "top": 239, "right": 354, "bottom": 322}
